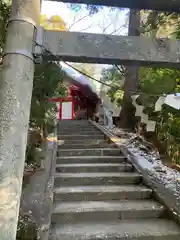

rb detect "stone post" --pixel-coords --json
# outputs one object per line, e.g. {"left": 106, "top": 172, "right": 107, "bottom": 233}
{"left": 0, "top": 0, "right": 40, "bottom": 239}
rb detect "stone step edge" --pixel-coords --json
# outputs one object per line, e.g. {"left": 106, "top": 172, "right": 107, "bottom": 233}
{"left": 53, "top": 185, "right": 152, "bottom": 194}
{"left": 57, "top": 148, "right": 121, "bottom": 152}
{"left": 56, "top": 156, "right": 125, "bottom": 159}
{"left": 53, "top": 172, "right": 141, "bottom": 178}
{"left": 51, "top": 219, "right": 180, "bottom": 239}
{"left": 58, "top": 134, "right": 104, "bottom": 137}
{"left": 57, "top": 139, "right": 108, "bottom": 143}
{"left": 52, "top": 200, "right": 165, "bottom": 214}
{"left": 55, "top": 163, "right": 132, "bottom": 167}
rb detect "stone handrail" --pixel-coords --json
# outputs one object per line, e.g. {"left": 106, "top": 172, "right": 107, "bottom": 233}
{"left": 90, "top": 120, "right": 180, "bottom": 224}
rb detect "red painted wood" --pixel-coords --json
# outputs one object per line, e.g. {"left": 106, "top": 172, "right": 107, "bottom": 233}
{"left": 59, "top": 102, "right": 62, "bottom": 120}
{"left": 46, "top": 84, "right": 98, "bottom": 121}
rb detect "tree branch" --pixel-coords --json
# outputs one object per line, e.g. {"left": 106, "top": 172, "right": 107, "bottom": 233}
{"left": 68, "top": 13, "right": 91, "bottom": 30}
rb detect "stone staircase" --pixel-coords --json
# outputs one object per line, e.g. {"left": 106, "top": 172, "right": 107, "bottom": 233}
{"left": 50, "top": 120, "right": 180, "bottom": 239}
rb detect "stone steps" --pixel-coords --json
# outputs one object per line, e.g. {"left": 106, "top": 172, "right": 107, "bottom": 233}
{"left": 56, "top": 163, "right": 133, "bottom": 173}
{"left": 58, "top": 128, "right": 103, "bottom": 134}
{"left": 53, "top": 185, "right": 153, "bottom": 202}
{"left": 58, "top": 125, "right": 99, "bottom": 130}
{"left": 58, "top": 134, "right": 105, "bottom": 140}
{"left": 57, "top": 148, "right": 122, "bottom": 157}
{"left": 56, "top": 156, "right": 126, "bottom": 164}
{"left": 54, "top": 172, "right": 141, "bottom": 187}
{"left": 51, "top": 200, "right": 165, "bottom": 224}
{"left": 58, "top": 132, "right": 100, "bottom": 135}
{"left": 51, "top": 219, "right": 180, "bottom": 240}
{"left": 58, "top": 128, "right": 101, "bottom": 134}
{"left": 58, "top": 142, "right": 115, "bottom": 149}
{"left": 58, "top": 139, "right": 108, "bottom": 145}
{"left": 50, "top": 120, "right": 180, "bottom": 240}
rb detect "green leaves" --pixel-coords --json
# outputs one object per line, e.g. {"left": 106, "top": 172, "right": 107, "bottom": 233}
{"left": 0, "top": 0, "right": 11, "bottom": 56}
{"left": 101, "top": 66, "right": 124, "bottom": 106}
{"left": 30, "top": 62, "right": 67, "bottom": 134}
{"left": 139, "top": 68, "right": 176, "bottom": 95}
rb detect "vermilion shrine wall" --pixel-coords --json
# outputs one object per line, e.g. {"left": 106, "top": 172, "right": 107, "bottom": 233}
{"left": 47, "top": 85, "right": 97, "bottom": 120}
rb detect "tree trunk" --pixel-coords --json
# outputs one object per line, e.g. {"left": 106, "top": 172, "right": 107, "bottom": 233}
{"left": 118, "top": 9, "right": 140, "bottom": 130}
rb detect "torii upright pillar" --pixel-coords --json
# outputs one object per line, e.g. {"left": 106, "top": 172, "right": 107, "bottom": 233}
{"left": 0, "top": 0, "right": 40, "bottom": 239}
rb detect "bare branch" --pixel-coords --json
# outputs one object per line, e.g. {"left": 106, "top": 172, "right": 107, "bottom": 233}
{"left": 102, "top": 22, "right": 113, "bottom": 33}
{"left": 77, "top": 24, "right": 95, "bottom": 32}
{"left": 115, "top": 65, "right": 125, "bottom": 76}
{"left": 109, "top": 24, "right": 126, "bottom": 35}
{"left": 68, "top": 13, "right": 91, "bottom": 30}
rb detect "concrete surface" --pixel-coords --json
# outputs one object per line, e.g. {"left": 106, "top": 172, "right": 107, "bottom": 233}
{"left": 20, "top": 138, "right": 57, "bottom": 240}
{"left": 51, "top": 219, "right": 180, "bottom": 240}
{"left": 53, "top": 185, "right": 153, "bottom": 202}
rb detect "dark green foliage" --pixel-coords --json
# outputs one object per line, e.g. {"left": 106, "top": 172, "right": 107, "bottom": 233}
{"left": 26, "top": 62, "right": 67, "bottom": 166}
{"left": 30, "top": 62, "right": 66, "bottom": 136}
{"left": 138, "top": 12, "right": 180, "bottom": 164}
{"left": 0, "top": 0, "right": 11, "bottom": 56}
{"left": 101, "top": 50, "right": 180, "bottom": 164}
{"left": 100, "top": 10, "right": 180, "bottom": 164}
{"left": 67, "top": 3, "right": 103, "bottom": 15}
{"left": 67, "top": 3, "right": 123, "bottom": 15}
{"left": 139, "top": 68, "right": 176, "bottom": 95}
{"left": 101, "top": 66, "right": 124, "bottom": 106}
{"left": 16, "top": 214, "right": 37, "bottom": 240}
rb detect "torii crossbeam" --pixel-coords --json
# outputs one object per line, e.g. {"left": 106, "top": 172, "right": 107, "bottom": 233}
{"left": 46, "top": 0, "right": 180, "bottom": 13}
{"left": 43, "top": 30, "right": 180, "bottom": 69}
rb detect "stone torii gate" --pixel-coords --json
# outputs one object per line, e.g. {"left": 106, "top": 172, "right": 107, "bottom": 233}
{"left": 1, "top": 0, "right": 180, "bottom": 239}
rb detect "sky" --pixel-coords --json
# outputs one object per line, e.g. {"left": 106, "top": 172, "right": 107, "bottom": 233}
{"left": 41, "top": 1, "right": 129, "bottom": 89}
{"left": 41, "top": 1, "right": 128, "bottom": 34}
